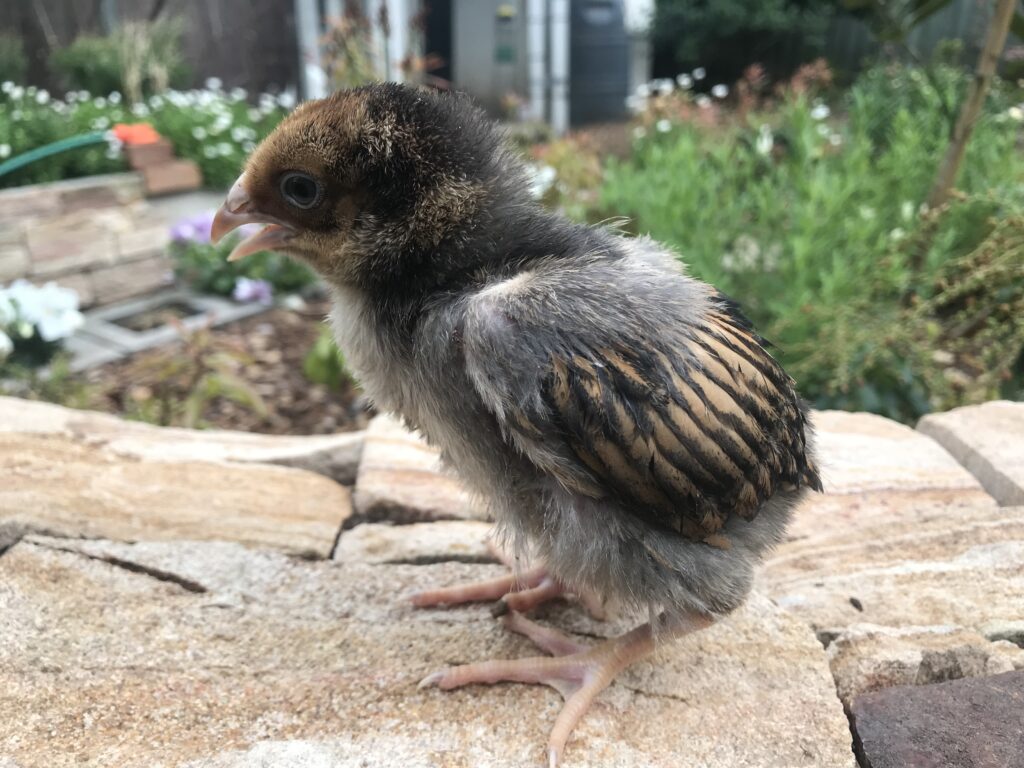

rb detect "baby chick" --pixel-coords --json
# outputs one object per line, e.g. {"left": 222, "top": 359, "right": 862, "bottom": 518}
{"left": 213, "top": 83, "right": 821, "bottom": 766}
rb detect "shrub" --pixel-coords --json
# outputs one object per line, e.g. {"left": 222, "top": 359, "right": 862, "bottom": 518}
{"left": 0, "top": 81, "right": 291, "bottom": 189}
{"left": 49, "top": 19, "right": 189, "bottom": 103}
{"left": 303, "top": 326, "right": 353, "bottom": 391}
{"left": 596, "top": 62, "right": 1024, "bottom": 421}
{"left": 0, "top": 33, "right": 27, "bottom": 84}
{"left": 651, "top": 0, "right": 836, "bottom": 84}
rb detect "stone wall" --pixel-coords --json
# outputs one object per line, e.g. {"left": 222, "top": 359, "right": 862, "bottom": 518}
{"left": 0, "top": 174, "right": 172, "bottom": 308}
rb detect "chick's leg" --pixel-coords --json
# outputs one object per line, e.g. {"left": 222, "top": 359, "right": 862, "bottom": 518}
{"left": 410, "top": 542, "right": 606, "bottom": 618}
{"left": 419, "top": 611, "right": 713, "bottom": 767}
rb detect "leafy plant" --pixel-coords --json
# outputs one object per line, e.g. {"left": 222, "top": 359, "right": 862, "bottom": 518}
{"left": 50, "top": 19, "right": 189, "bottom": 103}
{"left": 595, "top": 62, "right": 1024, "bottom": 421}
{"left": 121, "top": 319, "right": 268, "bottom": 428}
{"left": 0, "top": 280, "right": 85, "bottom": 371}
{"left": 651, "top": 0, "right": 836, "bottom": 83}
{"left": 0, "top": 81, "right": 291, "bottom": 189}
{"left": 303, "top": 325, "right": 353, "bottom": 391}
{"left": 0, "top": 33, "right": 27, "bottom": 84}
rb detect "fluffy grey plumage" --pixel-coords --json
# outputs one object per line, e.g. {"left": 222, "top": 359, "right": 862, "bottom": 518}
{"left": 212, "top": 82, "right": 822, "bottom": 764}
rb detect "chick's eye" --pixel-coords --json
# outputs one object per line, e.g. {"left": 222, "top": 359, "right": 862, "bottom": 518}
{"left": 280, "top": 172, "right": 322, "bottom": 210}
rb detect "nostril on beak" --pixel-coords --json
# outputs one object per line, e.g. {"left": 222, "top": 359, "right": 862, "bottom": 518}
{"left": 224, "top": 174, "right": 251, "bottom": 213}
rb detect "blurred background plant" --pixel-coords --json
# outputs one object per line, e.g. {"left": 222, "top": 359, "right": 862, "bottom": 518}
{"left": 117, "top": 319, "right": 268, "bottom": 428}
{"left": 169, "top": 211, "right": 316, "bottom": 299}
{"left": 303, "top": 326, "right": 353, "bottom": 392}
{"left": 0, "top": 33, "right": 27, "bottom": 84}
{"left": 0, "top": 279, "right": 84, "bottom": 370}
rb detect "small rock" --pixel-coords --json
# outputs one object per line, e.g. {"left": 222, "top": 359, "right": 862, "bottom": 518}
{"left": 850, "top": 671, "right": 1024, "bottom": 768}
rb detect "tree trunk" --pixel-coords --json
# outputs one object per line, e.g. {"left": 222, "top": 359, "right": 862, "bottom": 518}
{"left": 926, "top": 0, "right": 1018, "bottom": 209}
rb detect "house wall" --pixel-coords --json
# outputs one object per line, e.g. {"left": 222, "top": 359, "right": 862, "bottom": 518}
{"left": 452, "top": 0, "right": 529, "bottom": 115}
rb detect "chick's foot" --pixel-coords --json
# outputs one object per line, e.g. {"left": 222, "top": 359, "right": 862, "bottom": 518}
{"left": 419, "top": 611, "right": 713, "bottom": 767}
{"left": 409, "top": 565, "right": 567, "bottom": 614}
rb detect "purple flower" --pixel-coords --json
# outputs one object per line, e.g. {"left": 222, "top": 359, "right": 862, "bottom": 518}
{"left": 232, "top": 277, "right": 273, "bottom": 305}
{"left": 170, "top": 211, "right": 216, "bottom": 244}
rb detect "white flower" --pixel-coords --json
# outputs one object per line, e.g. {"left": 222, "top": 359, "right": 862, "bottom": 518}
{"left": 828, "top": 132, "right": 842, "bottom": 147}
{"left": 656, "top": 118, "right": 671, "bottom": 133}
{"left": 205, "top": 76, "right": 223, "bottom": 91}
{"left": 901, "top": 201, "right": 915, "bottom": 221}
{"left": 217, "top": 142, "right": 233, "bottom": 156}
{"left": 859, "top": 206, "right": 877, "bottom": 221}
{"left": 0, "top": 81, "right": 12, "bottom": 93}
{"left": 149, "top": 95, "right": 164, "bottom": 109}
{"left": 675, "top": 73, "right": 693, "bottom": 90}
{"left": 9, "top": 85, "right": 24, "bottom": 100}
{"left": 1008, "top": 105, "right": 1024, "bottom": 122}
{"left": 108, "top": 91, "right": 122, "bottom": 105}
{"left": 93, "top": 96, "right": 107, "bottom": 109}
{"left": 90, "top": 116, "right": 110, "bottom": 130}
{"left": 633, "top": 126, "right": 647, "bottom": 139}
{"left": 635, "top": 83, "right": 652, "bottom": 98}
{"left": 695, "top": 94, "right": 711, "bottom": 109}
{"left": 0, "top": 144, "right": 10, "bottom": 159}
{"left": 711, "top": 84, "right": 728, "bottom": 99}
{"left": 0, "top": 293, "right": 16, "bottom": 325}
{"left": 525, "top": 164, "right": 557, "bottom": 199}
{"left": 230, "top": 87, "right": 247, "bottom": 101}
{"left": 35, "top": 89, "right": 50, "bottom": 104}
{"left": 816, "top": 123, "right": 830, "bottom": 137}
{"left": 0, "top": 330, "right": 12, "bottom": 362}
{"left": 243, "top": 140, "right": 256, "bottom": 153}
{"left": 203, "top": 145, "right": 218, "bottom": 159}
{"left": 889, "top": 227, "right": 906, "bottom": 241}
{"left": 247, "top": 108, "right": 262, "bottom": 123}
{"left": 65, "top": 91, "right": 78, "bottom": 102}
{"left": 192, "top": 126, "right": 208, "bottom": 140}
{"left": 131, "top": 102, "right": 150, "bottom": 117}
{"left": 625, "top": 94, "right": 645, "bottom": 112}
{"left": 2, "top": 280, "right": 83, "bottom": 342}
{"left": 810, "top": 102, "right": 830, "bottom": 121}
{"left": 655, "top": 78, "right": 673, "bottom": 96}
{"left": 211, "top": 114, "right": 232, "bottom": 134}
{"left": 77, "top": 90, "right": 90, "bottom": 101}
{"left": 277, "top": 90, "right": 297, "bottom": 109}
{"left": 10, "top": 109, "right": 21, "bottom": 120}
{"left": 692, "top": 67, "right": 706, "bottom": 81}
{"left": 755, "top": 124, "right": 774, "bottom": 156}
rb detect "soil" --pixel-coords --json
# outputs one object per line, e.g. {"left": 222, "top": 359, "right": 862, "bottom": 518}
{"left": 82, "top": 300, "right": 372, "bottom": 435}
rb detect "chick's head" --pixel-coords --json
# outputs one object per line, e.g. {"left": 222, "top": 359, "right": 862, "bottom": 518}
{"left": 212, "top": 83, "right": 511, "bottom": 287}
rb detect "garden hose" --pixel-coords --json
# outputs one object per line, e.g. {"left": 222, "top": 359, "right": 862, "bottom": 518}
{"left": 0, "top": 131, "right": 110, "bottom": 179}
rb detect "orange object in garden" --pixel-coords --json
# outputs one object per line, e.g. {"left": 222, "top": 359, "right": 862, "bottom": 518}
{"left": 112, "top": 123, "right": 162, "bottom": 145}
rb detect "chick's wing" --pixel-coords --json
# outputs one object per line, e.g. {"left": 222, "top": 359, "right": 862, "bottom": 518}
{"left": 460, "top": 258, "right": 820, "bottom": 541}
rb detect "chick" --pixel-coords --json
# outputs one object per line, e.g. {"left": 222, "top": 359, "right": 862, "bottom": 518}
{"left": 213, "top": 83, "right": 822, "bottom": 766}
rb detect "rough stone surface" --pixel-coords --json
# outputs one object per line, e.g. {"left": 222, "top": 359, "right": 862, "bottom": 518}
{"left": 0, "top": 433, "right": 351, "bottom": 557}
{"left": 0, "top": 539, "right": 855, "bottom": 768}
{"left": 334, "top": 520, "right": 496, "bottom": 564}
{"left": 850, "top": 671, "right": 1024, "bottom": 768}
{"left": 0, "top": 397, "right": 364, "bottom": 485}
{"left": 826, "top": 624, "right": 1024, "bottom": 705}
{"left": 352, "top": 414, "right": 486, "bottom": 524}
{"left": 918, "top": 400, "right": 1024, "bottom": 506}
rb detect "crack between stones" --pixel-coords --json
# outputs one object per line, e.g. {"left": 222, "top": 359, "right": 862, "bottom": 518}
{"left": 29, "top": 541, "right": 207, "bottom": 594}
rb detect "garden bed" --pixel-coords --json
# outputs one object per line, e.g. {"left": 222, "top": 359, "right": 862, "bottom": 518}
{"left": 80, "top": 299, "right": 369, "bottom": 435}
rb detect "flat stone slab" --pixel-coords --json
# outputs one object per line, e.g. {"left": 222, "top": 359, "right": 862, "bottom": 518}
{"left": 918, "top": 400, "right": 1024, "bottom": 506}
{"left": 0, "top": 538, "right": 855, "bottom": 768}
{"left": 333, "top": 520, "right": 496, "bottom": 564}
{"left": 849, "top": 670, "right": 1024, "bottom": 768}
{"left": 352, "top": 414, "right": 487, "bottom": 524}
{"left": 0, "top": 433, "right": 351, "bottom": 557}
{"left": 0, "top": 397, "right": 364, "bottom": 484}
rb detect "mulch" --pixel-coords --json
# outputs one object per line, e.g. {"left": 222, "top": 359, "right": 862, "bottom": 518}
{"left": 82, "top": 300, "right": 371, "bottom": 435}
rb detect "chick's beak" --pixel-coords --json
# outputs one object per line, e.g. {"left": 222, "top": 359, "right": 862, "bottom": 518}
{"left": 212, "top": 174, "right": 295, "bottom": 262}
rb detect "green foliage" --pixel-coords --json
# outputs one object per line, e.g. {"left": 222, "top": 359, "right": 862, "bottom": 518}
{"left": 303, "top": 326, "right": 353, "bottom": 391}
{"left": 49, "top": 19, "right": 188, "bottom": 102}
{"left": 0, "top": 353, "right": 96, "bottom": 410}
{"left": 841, "top": 0, "right": 956, "bottom": 43}
{"left": 121, "top": 322, "right": 267, "bottom": 429}
{"left": 172, "top": 233, "right": 316, "bottom": 297}
{"left": 596, "top": 62, "right": 1024, "bottom": 421}
{"left": 0, "top": 33, "right": 27, "bottom": 84}
{"left": 0, "top": 82, "right": 289, "bottom": 189}
{"left": 652, "top": 0, "right": 835, "bottom": 82}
